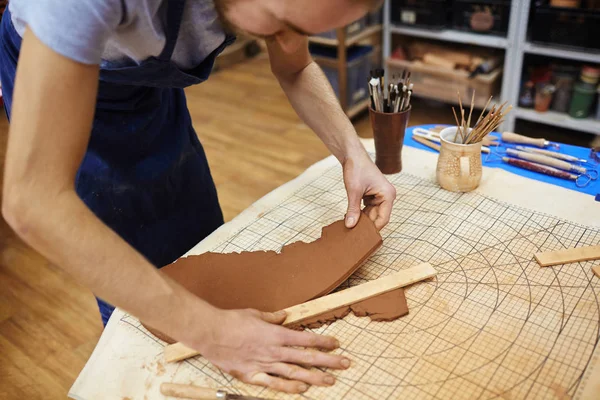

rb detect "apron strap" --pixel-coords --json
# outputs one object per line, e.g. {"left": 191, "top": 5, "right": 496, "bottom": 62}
{"left": 158, "top": 0, "right": 187, "bottom": 61}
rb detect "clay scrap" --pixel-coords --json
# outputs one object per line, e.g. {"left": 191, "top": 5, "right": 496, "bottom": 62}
{"left": 144, "top": 213, "right": 387, "bottom": 342}
{"left": 291, "top": 288, "right": 409, "bottom": 329}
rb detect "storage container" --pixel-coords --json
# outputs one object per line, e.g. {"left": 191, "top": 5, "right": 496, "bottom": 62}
{"left": 569, "top": 82, "right": 596, "bottom": 118}
{"left": 390, "top": 0, "right": 449, "bottom": 29}
{"left": 386, "top": 57, "right": 503, "bottom": 108}
{"left": 530, "top": 6, "right": 600, "bottom": 51}
{"left": 310, "top": 45, "right": 373, "bottom": 109}
{"left": 452, "top": 0, "right": 511, "bottom": 35}
{"left": 313, "top": 17, "right": 367, "bottom": 39}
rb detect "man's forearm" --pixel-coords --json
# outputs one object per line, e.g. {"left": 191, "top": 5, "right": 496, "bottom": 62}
{"left": 4, "top": 188, "right": 215, "bottom": 342}
{"left": 277, "top": 61, "right": 368, "bottom": 163}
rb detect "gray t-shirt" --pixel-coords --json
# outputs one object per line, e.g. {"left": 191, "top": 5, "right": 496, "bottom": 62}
{"left": 9, "top": 0, "right": 226, "bottom": 69}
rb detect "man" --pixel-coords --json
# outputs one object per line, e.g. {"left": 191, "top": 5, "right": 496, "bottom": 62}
{"left": 0, "top": 0, "right": 395, "bottom": 394}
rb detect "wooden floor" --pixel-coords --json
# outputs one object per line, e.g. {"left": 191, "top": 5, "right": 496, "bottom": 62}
{"left": 0, "top": 55, "right": 480, "bottom": 399}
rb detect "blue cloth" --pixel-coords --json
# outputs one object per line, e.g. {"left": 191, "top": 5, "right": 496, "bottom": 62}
{"left": 404, "top": 124, "right": 599, "bottom": 197}
{"left": 0, "top": 2, "right": 232, "bottom": 326}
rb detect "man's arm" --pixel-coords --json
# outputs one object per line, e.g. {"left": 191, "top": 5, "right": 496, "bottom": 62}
{"left": 267, "top": 35, "right": 396, "bottom": 229}
{"left": 2, "top": 29, "right": 348, "bottom": 394}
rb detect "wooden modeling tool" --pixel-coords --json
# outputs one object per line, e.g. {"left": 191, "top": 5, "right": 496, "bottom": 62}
{"left": 515, "top": 146, "right": 586, "bottom": 163}
{"left": 502, "top": 132, "right": 559, "bottom": 149}
{"left": 535, "top": 245, "right": 600, "bottom": 267}
{"left": 505, "top": 149, "right": 591, "bottom": 175}
{"left": 421, "top": 127, "right": 499, "bottom": 146}
{"left": 160, "top": 383, "right": 266, "bottom": 400}
{"left": 164, "top": 263, "right": 437, "bottom": 363}
{"left": 413, "top": 129, "right": 491, "bottom": 153}
{"left": 413, "top": 135, "right": 441, "bottom": 152}
{"left": 451, "top": 92, "right": 512, "bottom": 145}
{"left": 488, "top": 155, "right": 593, "bottom": 187}
{"left": 593, "top": 265, "right": 600, "bottom": 279}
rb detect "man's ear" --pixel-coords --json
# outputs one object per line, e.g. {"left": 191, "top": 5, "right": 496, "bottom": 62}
{"left": 272, "top": 29, "right": 305, "bottom": 54}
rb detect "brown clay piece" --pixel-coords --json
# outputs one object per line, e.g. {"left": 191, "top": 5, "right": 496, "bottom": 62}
{"left": 143, "top": 213, "right": 384, "bottom": 342}
{"left": 289, "top": 288, "right": 409, "bottom": 330}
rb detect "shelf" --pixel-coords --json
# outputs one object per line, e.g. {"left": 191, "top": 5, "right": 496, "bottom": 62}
{"left": 515, "top": 108, "right": 600, "bottom": 136}
{"left": 410, "top": 90, "right": 499, "bottom": 111}
{"left": 309, "top": 25, "right": 382, "bottom": 47}
{"left": 346, "top": 98, "right": 371, "bottom": 118}
{"left": 524, "top": 42, "right": 600, "bottom": 64}
{"left": 390, "top": 25, "right": 508, "bottom": 49}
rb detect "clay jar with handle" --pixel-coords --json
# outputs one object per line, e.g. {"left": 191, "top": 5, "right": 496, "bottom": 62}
{"left": 436, "top": 127, "right": 483, "bottom": 193}
{"left": 369, "top": 106, "right": 411, "bottom": 175}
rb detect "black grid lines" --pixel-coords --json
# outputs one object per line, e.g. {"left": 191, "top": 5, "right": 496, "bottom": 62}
{"left": 119, "top": 165, "right": 600, "bottom": 400}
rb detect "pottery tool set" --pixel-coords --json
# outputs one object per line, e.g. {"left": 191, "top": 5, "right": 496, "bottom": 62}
{"left": 409, "top": 91, "right": 597, "bottom": 189}
{"left": 70, "top": 140, "right": 600, "bottom": 400}
{"left": 368, "top": 69, "right": 413, "bottom": 113}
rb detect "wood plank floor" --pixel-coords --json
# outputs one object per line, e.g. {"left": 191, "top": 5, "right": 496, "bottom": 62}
{"left": 0, "top": 55, "right": 455, "bottom": 399}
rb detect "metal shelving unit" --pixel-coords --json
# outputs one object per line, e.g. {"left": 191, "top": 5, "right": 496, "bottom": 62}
{"left": 383, "top": 0, "right": 600, "bottom": 136}
{"left": 390, "top": 25, "right": 508, "bottom": 49}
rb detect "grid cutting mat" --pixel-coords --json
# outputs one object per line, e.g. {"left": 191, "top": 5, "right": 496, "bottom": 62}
{"left": 119, "top": 163, "right": 600, "bottom": 400}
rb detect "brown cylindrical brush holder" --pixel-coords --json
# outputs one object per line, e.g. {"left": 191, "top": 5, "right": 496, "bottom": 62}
{"left": 369, "top": 106, "right": 411, "bottom": 175}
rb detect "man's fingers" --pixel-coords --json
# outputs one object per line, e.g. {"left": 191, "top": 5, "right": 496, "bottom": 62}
{"left": 280, "top": 347, "right": 350, "bottom": 370}
{"left": 282, "top": 329, "right": 339, "bottom": 350}
{"left": 374, "top": 200, "right": 393, "bottom": 230}
{"left": 248, "top": 371, "right": 308, "bottom": 394}
{"left": 363, "top": 205, "right": 378, "bottom": 223}
{"left": 267, "top": 363, "right": 336, "bottom": 387}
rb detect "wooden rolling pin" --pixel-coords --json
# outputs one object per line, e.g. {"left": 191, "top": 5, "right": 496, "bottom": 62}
{"left": 505, "top": 149, "right": 586, "bottom": 174}
{"left": 164, "top": 263, "right": 437, "bottom": 363}
{"left": 502, "top": 132, "right": 554, "bottom": 148}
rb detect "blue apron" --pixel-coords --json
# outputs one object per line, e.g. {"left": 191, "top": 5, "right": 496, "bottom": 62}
{"left": 0, "top": 2, "right": 235, "bottom": 325}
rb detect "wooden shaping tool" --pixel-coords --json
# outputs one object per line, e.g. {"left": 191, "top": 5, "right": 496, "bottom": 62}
{"left": 593, "top": 265, "right": 600, "bottom": 279}
{"left": 413, "top": 135, "right": 441, "bottom": 152}
{"left": 161, "top": 383, "right": 265, "bottom": 400}
{"left": 164, "top": 263, "right": 437, "bottom": 363}
{"left": 502, "top": 132, "right": 553, "bottom": 148}
{"left": 505, "top": 149, "right": 586, "bottom": 174}
{"left": 534, "top": 245, "right": 600, "bottom": 267}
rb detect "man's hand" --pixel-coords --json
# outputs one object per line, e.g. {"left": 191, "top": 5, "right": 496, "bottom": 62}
{"left": 189, "top": 308, "right": 350, "bottom": 394}
{"left": 343, "top": 152, "right": 397, "bottom": 230}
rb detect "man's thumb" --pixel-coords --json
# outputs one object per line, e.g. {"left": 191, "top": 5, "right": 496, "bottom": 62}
{"left": 260, "top": 310, "right": 287, "bottom": 325}
{"left": 345, "top": 191, "right": 362, "bottom": 228}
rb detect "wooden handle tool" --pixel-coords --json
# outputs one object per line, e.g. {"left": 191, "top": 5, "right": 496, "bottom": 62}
{"left": 160, "top": 383, "right": 265, "bottom": 400}
{"left": 515, "top": 146, "right": 584, "bottom": 163}
{"left": 412, "top": 130, "right": 490, "bottom": 153}
{"left": 502, "top": 132, "right": 551, "bottom": 148}
{"left": 502, "top": 157, "right": 577, "bottom": 181}
{"left": 413, "top": 135, "right": 441, "bottom": 152}
{"left": 506, "top": 149, "right": 586, "bottom": 174}
{"left": 164, "top": 263, "right": 437, "bottom": 363}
